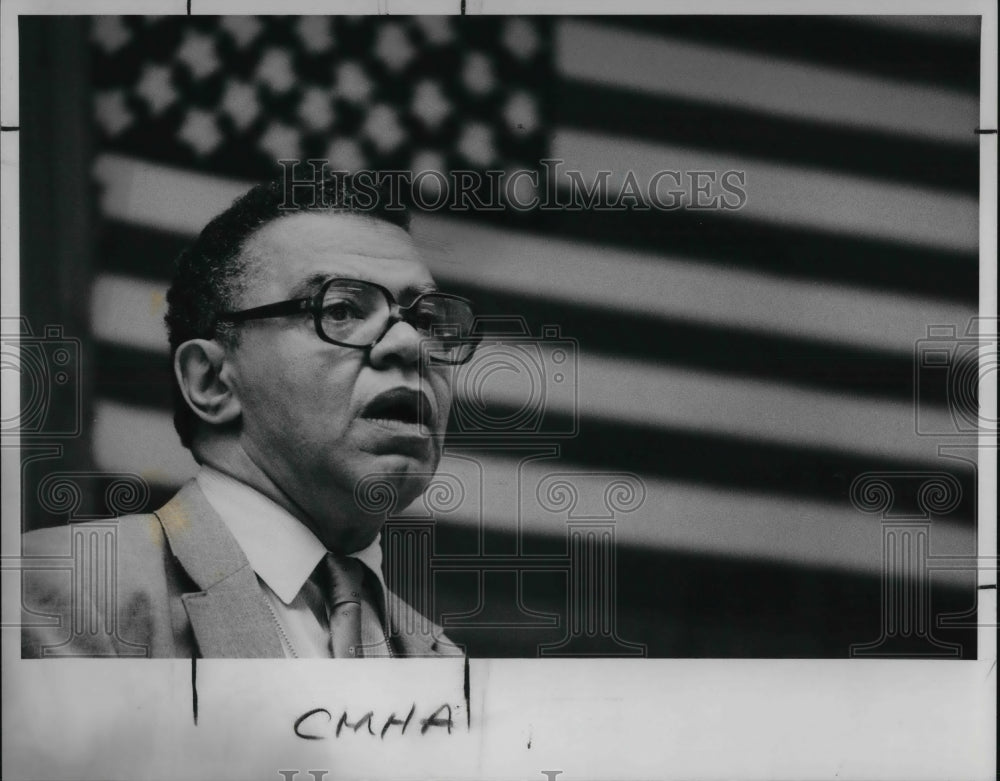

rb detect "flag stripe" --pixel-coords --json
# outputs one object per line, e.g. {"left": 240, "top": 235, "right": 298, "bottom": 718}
{"left": 95, "top": 154, "right": 978, "bottom": 302}
{"left": 843, "top": 15, "right": 981, "bottom": 42}
{"left": 496, "top": 206, "right": 977, "bottom": 303}
{"left": 409, "top": 217, "right": 975, "bottom": 353}
{"left": 552, "top": 129, "right": 978, "bottom": 252}
{"left": 432, "top": 526, "right": 976, "bottom": 657}
{"left": 554, "top": 79, "right": 978, "bottom": 194}
{"left": 558, "top": 20, "right": 978, "bottom": 142}
{"left": 441, "top": 451, "right": 975, "bottom": 583}
{"left": 91, "top": 274, "right": 168, "bottom": 351}
{"left": 595, "top": 15, "right": 980, "bottom": 92}
{"left": 94, "top": 154, "right": 246, "bottom": 236}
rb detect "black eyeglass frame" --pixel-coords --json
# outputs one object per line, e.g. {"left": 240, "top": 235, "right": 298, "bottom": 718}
{"left": 214, "top": 277, "right": 480, "bottom": 363}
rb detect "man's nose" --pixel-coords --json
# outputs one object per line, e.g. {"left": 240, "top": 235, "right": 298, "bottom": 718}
{"left": 368, "top": 318, "right": 422, "bottom": 368}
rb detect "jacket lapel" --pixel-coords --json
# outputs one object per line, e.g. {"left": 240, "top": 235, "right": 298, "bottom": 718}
{"left": 154, "top": 481, "right": 284, "bottom": 658}
{"left": 155, "top": 481, "right": 464, "bottom": 659}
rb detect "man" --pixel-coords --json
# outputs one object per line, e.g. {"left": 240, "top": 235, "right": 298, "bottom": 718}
{"left": 22, "top": 175, "right": 477, "bottom": 658}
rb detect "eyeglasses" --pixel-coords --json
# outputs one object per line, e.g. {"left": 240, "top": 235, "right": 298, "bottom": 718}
{"left": 214, "top": 277, "right": 479, "bottom": 365}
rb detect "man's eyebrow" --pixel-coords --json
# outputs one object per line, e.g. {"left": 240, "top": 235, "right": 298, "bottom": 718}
{"left": 287, "top": 273, "right": 331, "bottom": 298}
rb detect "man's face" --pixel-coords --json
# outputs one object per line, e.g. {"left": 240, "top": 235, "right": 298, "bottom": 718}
{"left": 224, "top": 211, "right": 453, "bottom": 549}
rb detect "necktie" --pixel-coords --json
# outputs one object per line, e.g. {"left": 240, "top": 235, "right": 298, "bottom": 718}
{"left": 325, "top": 554, "right": 364, "bottom": 658}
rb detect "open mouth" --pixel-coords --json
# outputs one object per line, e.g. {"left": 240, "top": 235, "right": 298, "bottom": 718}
{"left": 360, "top": 388, "right": 434, "bottom": 430}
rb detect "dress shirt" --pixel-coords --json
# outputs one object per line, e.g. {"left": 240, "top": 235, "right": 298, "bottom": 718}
{"left": 196, "top": 466, "right": 392, "bottom": 658}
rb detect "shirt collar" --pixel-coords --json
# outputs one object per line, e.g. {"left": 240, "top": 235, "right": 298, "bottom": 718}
{"left": 196, "top": 466, "right": 387, "bottom": 610}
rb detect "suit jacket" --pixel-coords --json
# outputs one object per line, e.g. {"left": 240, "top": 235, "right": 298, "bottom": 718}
{"left": 21, "top": 481, "right": 462, "bottom": 659}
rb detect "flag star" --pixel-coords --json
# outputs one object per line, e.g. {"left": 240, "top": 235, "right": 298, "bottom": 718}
{"left": 258, "top": 122, "right": 302, "bottom": 160}
{"left": 335, "top": 62, "right": 372, "bottom": 104}
{"left": 220, "top": 16, "right": 262, "bottom": 49}
{"left": 176, "top": 31, "right": 219, "bottom": 80}
{"left": 458, "top": 123, "right": 495, "bottom": 166}
{"left": 135, "top": 64, "right": 176, "bottom": 115}
{"left": 94, "top": 90, "right": 133, "bottom": 136}
{"left": 502, "top": 19, "right": 540, "bottom": 60}
{"left": 178, "top": 109, "right": 222, "bottom": 156}
{"left": 412, "top": 151, "right": 446, "bottom": 200}
{"left": 504, "top": 91, "right": 538, "bottom": 134}
{"left": 221, "top": 81, "right": 260, "bottom": 131}
{"left": 324, "top": 138, "right": 366, "bottom": 172}
{"left": 295, "top": 17, "right": 334, "bottom": 53}
{"left": 363, "top": 104, "right": 404, "bottom": 153}
{"left": 374, "top": 24, "right": 414, "bottom": 71}
{"left": 411, "top": 81, "right": 450, "bottom": 128}
{"left": 92, "top": 17, "right": 131, "bottom": 54}
{"left": 412, "top": 16, "right": 452, "bottom": 46}
{"left": 462, "top": 53, "right": 495, "bottom": 95}
{"left": 412, "top": 149, "right": 445, "bottom": 174}
{"left": 298, "top": 87, "right": 335, "bottom": 132}
{"left": 256, "top": 48, "right": 296, "bottom": 93}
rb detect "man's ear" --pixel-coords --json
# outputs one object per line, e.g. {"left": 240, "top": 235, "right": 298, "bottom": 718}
{"left": 174, "top": 339, "right": 241, "bottom": 426}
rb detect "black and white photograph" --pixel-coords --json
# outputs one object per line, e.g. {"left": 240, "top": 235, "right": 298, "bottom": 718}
{"left": 2, "top": 2, "right": 996, "bottom": 779}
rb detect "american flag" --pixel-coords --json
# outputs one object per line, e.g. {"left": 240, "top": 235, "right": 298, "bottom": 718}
{"left": 32, "top": 14, "right": 984, "bottom": 656}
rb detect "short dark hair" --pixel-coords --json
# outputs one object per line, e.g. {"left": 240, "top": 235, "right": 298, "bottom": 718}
{"left": 165, "top": 174, "right": 411, "bottom": 450}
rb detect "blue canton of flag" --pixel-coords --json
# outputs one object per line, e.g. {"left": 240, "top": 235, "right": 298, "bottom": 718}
{"left": 91, "top": 15, "right": 551, "bottom": 179}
